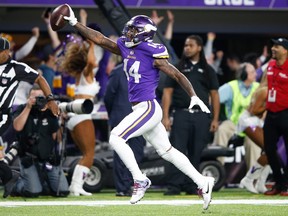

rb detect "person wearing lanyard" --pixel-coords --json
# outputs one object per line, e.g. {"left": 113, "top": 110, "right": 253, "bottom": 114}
{"left": 264, "top": 38, "right": 288, "bottom": 196}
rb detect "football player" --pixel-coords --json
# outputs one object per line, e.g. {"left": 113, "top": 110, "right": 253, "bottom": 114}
{"left": 61, "top": 4, "right": 214, "bottom": 210}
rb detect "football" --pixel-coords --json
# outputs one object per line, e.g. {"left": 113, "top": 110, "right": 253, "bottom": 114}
{"left": 50, "top": 4, "right": 70, "bottom": 31}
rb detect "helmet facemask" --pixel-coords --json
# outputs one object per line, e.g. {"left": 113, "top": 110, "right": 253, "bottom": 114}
{"left": 122, "top": 15, "right": 157, "bottom": 48}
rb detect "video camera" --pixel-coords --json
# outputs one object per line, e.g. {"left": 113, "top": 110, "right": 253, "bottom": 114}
{"left": 58, "top": 99, "right": 94, "bottom": 114}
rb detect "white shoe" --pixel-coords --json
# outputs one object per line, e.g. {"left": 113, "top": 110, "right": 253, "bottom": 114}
{"left": 69, "top": 185, "right": 92, "bottom": 196}
{"left": 239, "top": 177, "right": 258, "bottom": 194}
{"left": 255, "top": 180, "right": 268, "bottom": 194}
{"left": 130, "top": 177, "right": 151, "bottom": 204}
{"left": 198, "top": 177, "right": 215, "bottom": 210}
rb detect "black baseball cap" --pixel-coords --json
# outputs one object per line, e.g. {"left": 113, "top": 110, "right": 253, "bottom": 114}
{"left": 271, "top": 38, "right": 288, "bottom": 50}
{"left": 0, "top": 37, "right": 10, "bottom": 51}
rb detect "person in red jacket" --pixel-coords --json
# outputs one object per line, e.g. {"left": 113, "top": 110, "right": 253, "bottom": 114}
{"left": 264, "top": 38, "right": 288, "bottom": 196}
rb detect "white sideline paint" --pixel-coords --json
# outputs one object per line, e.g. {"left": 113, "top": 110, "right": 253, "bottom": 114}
{"left": 0, "top": 200, "right": 288, "bottom": 207}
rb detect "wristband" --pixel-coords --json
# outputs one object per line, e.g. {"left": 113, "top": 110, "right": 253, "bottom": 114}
{"left": 46, "top": 94, "right": 55, "bottom": 102}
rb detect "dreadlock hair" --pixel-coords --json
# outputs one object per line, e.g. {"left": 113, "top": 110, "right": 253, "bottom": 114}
{"left": 177, "top": 35, "right": 211, "bottom": 86}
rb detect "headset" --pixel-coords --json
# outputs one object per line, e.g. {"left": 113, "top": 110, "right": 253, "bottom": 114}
{"left": 240, "top": 64, "right": 248, "bottom": 81}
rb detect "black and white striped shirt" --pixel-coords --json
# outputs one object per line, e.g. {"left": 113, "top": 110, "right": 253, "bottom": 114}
{"left": 0, "top": 58, "right": 38, "bottom": 110}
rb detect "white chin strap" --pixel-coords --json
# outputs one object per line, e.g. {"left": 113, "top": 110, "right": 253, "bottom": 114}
{"left": 125, "top": 41, "right": 141, "bottom": 48}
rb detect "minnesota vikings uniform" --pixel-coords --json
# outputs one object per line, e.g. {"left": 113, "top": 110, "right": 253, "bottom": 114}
{"left": 110, "top": 37, "right": 172, "bottom": 153}
{"left": 53, "top": 7, "right": 214, "bottom": 209}
{"left": 110, "top": 37, "right": 209, "bottom": 200}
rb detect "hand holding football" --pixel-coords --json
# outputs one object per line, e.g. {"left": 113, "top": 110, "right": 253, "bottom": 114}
{"left": 50, "top": 4, "right": 70, "bottom": 31}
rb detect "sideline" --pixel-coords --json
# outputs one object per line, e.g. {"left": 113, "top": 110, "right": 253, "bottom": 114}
{"left": 0, "top": 199, "right": 288, "bottom": 206}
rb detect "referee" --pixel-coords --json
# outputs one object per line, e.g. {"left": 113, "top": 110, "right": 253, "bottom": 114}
{"left": 0, "top": 37, "right": 59, "bottom": 193}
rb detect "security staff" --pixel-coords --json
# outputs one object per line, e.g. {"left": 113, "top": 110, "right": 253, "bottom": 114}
{"left": 162, "top": 35, "right": 220, "bottom": 195}
{"left": 264, "top": 38, "right": 288, "bottom": 196}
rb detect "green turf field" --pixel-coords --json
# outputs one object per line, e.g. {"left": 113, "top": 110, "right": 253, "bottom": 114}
{"left": 0, "top": 188, "right": 287, "bottom": 216}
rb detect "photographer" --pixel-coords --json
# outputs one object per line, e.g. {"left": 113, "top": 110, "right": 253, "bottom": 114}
{"left": 4, "top": 85, "right": 69, "bottom": 198}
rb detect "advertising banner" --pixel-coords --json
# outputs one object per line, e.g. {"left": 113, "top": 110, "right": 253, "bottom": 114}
{"left": 1, "top": 0, "right": 288, "bottom": 9}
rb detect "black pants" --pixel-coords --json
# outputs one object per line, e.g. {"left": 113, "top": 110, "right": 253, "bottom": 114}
{"left": 0, "top": 161, "right": 12, "bottom": 184}
{"left": 0, "top": 114, "right": 13, "bottom": 184}
{"left": 166, "top": 110, "right": 211, "bottom": 192}
{"left": 264, "top": 109, "right": 288, "bottom": 188}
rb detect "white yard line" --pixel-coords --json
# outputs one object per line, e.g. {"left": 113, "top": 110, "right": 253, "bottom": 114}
{"left": 0, "top": 199, "right": 287, "bottom": 207}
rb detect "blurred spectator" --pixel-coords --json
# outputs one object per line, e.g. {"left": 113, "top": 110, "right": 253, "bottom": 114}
{"left": 1, "top": 27, "right": 40, "bottom": 61}
{"left": 79, "top": 8, "right": 110, "bottom": 102}
{"left": 151, "top": 10, "right": 174, "bottom": 42}
{"left": 212, "top": 63, "right": 261, "bottom": 169}
{"left": 42, "top": 10, "right": 76, "bottom": 99}
{"left": 37, "top": 44, "right": 57, "bottom": 91}
{"left": 222, "top": 54, "right": 241, "bottom": 85}
{"left": 204, "top": 32, "right": 216, "bottom": 61}
{"left": 162, "top": 35, "right": 220, "bottom": 195}
{"left": 204, "top": 32, "right": 224, "bottom": 75}
{"left": 243, "top": 46, "right": 269, "bottom": 82}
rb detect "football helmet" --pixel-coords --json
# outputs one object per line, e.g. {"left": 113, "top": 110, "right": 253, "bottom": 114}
{"left": 122, "top": 15, "right": 157, "bottom": 48}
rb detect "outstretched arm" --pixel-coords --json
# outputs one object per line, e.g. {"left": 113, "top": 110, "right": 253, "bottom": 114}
{"left": 14, "top": 27, "right": 39, "bottom": 61}
{"left": 74, "top": 23, "right": 121, "bottom": 55}
{"left": 63, "top": 5, "right": 121, "bottom": 55}
{"left": 154, "top": 58, "right": 195, "bottom": 97}
{"left": 154, "top": 58, "right": 210, "bottom": 113}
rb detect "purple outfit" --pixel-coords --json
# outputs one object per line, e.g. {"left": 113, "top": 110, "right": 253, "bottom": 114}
{"left": 117, "top": 37, "right": 169, "bottom": 103}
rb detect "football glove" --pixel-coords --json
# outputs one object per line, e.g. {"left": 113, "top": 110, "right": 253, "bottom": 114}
{"left": 63, "top": 4, "right": 77, "bottom": 26}
{"left": 188, "top": 96, "right": 210, "bottom": 113}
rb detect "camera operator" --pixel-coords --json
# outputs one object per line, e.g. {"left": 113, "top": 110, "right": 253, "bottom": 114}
{"left": 4, "top": 85, "right": 69, "bottom": 198}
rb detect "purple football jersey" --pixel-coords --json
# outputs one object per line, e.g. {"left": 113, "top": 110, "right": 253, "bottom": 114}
{"left": 117, "top": 37, "right": 169, "bottom": 102}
